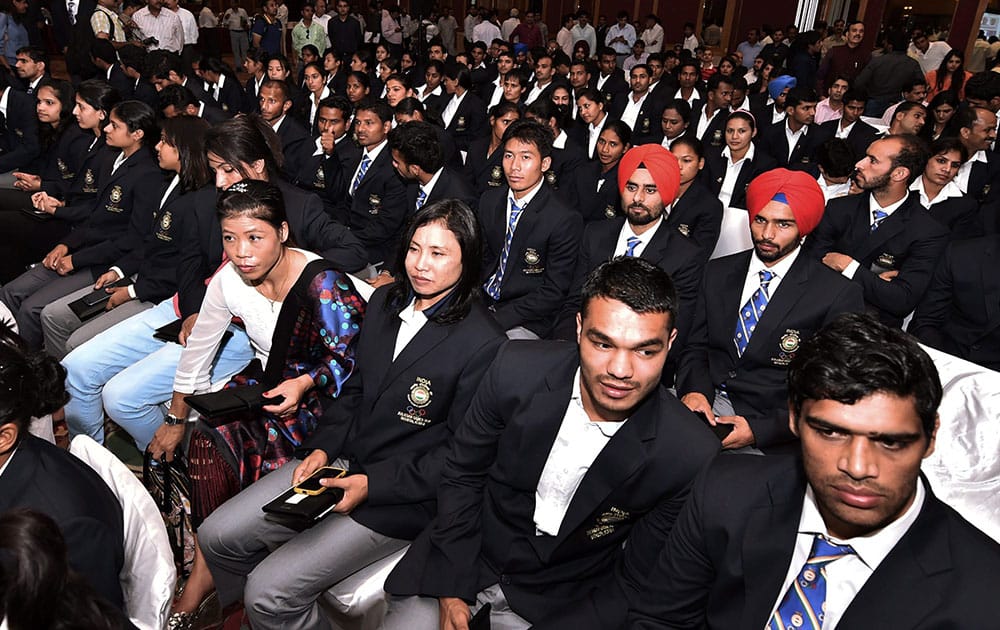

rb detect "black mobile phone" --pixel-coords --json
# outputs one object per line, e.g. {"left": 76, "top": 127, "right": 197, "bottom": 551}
{"left": 469, "top": 603, "right": 491, "bottom": 630}
{"left": 694, "top": 410, "right": 734, "bottom": 441}
{"left": 292, "top": 466, "right": 347, "bottom": 495}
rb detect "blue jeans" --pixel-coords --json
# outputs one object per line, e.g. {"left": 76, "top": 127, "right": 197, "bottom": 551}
{"left": 62, "top": 299, "right": 255, "bottom": 450}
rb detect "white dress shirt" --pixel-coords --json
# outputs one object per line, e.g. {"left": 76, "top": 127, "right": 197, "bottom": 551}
{"left": 525, "top": 79, "right": 552, "bottom": 106}
{"left": 587, "top": 114, "right": 607, "bottom": 158}
{"left": 620, "top": 91, "right": 648, "bottom": 131}
{"left": 533, "top": 368, "right": 626, "bottom": 536}
{"left": 613, "top": 216, "right": 663, "bottom": 257}
{"left": 953, "top": 150, "right": 987, "bottom": 193}
{"left": 739, "top": 239, "right": 800, "bottom": 306}
{"left": 441, "top": 90, "right": 466, "bottom": 128}
{"left": 695, "top": 104, "right": 722, "bottom": 140}
{"left": 132, "top": 6, "right": 184, "bottom": 52}
{"left": 719, "top": 144, "right": 755, "bottom": 208}
{"left": 349, "top": 139, "right": 387, "bottom": 193}
{"left": 842, "top": 194, "right": 909, "bottom": 279}
{"left": 817, "top": 174, "right": 852, "bottom": 202}
{"left": 784, "top": 121, "right": 808, "bottom": 162}
{"left": 175, "top": 7, "right": 199, "bottom": 44}
{"left": 910, "top": 177, "right": 964, "bottom": 209}
{"left": 836, "top": 119, "right": 856, "bottom": 139}
{"left": 674, "top": 87, "right": 698, "bottom": 107}
{"left": 392, "top": 300, "right": 429, "bottom": 360}
{"left": 768, "top": 482, "right": 925, "bottom": 629}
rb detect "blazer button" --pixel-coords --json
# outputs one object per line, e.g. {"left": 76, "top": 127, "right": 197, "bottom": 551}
{"left": 728, "top": 370, "right": 737, "bottom": 379}
{"left": 500, "top": 574, "right": 511, "bottom": 585}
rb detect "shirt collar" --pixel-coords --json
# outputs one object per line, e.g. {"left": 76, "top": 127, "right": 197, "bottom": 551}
{"left": 869, "top": 191, "right": 908, "bottom": 217}
{"left": 910, "top": 177, "right": 964, "bottom": 206}
{"left": 0, "top": 87, "right": 10, "bottom": 116}
{"left": 0, "top": 447, "right": 15, "bottom": 479}
{"left": 722, "top": 142, "right": 755, "bottom": 164}
{"left": 271, "top": 114, "right": 287, "bottom": 132}
{"left": 553, "top": 129, "right": 568, "bottom": 149}
{"left": 750, "top": 242, "right": 800, "bottom": 279}
{"left": 421, "top": 167, "right": 444, "bottom": 196}
{"left": 799, "top": 479, "right": 925, "bottom": 570}
{"left": 364, "top": 138, "right": 388, "bottom": 162}
{"left": 510, "top": 177, "right": 545, "bottom": 209}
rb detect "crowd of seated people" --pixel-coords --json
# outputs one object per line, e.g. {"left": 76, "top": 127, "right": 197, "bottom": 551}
{"left": 1, "top": 5, "right": 1000, "bottom": 629}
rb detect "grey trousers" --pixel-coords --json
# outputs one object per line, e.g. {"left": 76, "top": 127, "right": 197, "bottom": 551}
{"left": 198, "top": 458, "right": 408, "bottom": 630}
{"left": 40, "top": 280, "right": 151, "bottom": 360}
{"left": 714, "top": 389, "right": 765, "bottom": 456}
{"left": 382, "top": 584, "right": 530, "bottom": 630}
{"left": 0, "top": 265, "right": 95, "bottom": 348}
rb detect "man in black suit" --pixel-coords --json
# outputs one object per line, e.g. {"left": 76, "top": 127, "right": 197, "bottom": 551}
{"left": 804, "top": 135, "right": 949, "bottom": 328}
{"left": 383, "top": 257, "right": 720, "bottom": 629}
{"left": 910, "top": 234, "right": 1000, "bottom": 370}
{"left": 525, "top": 99, "right": 586, "bottom": 207}
{"left": 556, "top": 144, "right": 703, "bottom": 377}
{"left": 757, "top": 85, "right": 819, "bottom": 172}
{"left": 118, "top": 45, "right": 160, "bottom": 108}
{"left": 440, "top": 61, "right": 487, "bottom": 155}
{"left": 671, "top": 60, "right": 705, "bottom": 111}
{"left": 667, "top": 136, "right": 723, "bottom": 263}
{"left": 0, "top": 73, "right": 40, "bottom": 175}
{"left": 340, "top": 98, "right": 408, "bottom": 267}
{"left": 387, "top": 120, "right": 477, "bottom": 217}
{"left": 0, "top": 336, "right": 125, "bottom": 611}
{"left": 157, "top": 84, "right": 228, "bottom": 123}
{"left": 477, "top": 120, "right": 582, "bottom": 338}
{"left": 649, "top": 98, "right": 692, "bottom": 149}
{"left": 689, "top": 73, "right": 732, "bottom": 147}
{"left": 609, "top": 64, "right": 660, "bottom": 145}
{"left": 954, "top": 106, "right": 1000, "bottom": 230}
{"left": 91, "top": 39, "right": 133, "bottom": 98}
{"left": 257, "top": 79, "right": 311, "bottom": 182}
{"left": 750, "top": 73, "right": 795, "bottom": 131}
{"left": 593, "top": 46, "right": 629, "bottom": 107}
{"left": 678, "top": 169, "right": 864, "bottom": 452}
{"left": 630, "top": 313, "right": 1000, "bottom": 629}
{"left": 809, "top": 90, "right": 879, "bottom": 161}
{"left": 290, "top": 95, "right": 352, "bottom": 217}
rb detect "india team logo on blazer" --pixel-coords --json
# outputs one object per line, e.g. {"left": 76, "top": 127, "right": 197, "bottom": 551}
{"left": 398, "top": 377, "right": 433, "bottom": 427}
{"left": 489, "top": 165, "right": 503, "bottom": 186}
{"left": 772, "top": 329, "right": 801, "bottom": 367}
{"left": 604, "top": 205, "right": 616, "bottom": 219}
{"left": 456, "top": 116, "right": 466, "bottom": 132}
{"left": 160, "top": 211, "right": 172, "bottom": 231}
{"left": 110, "top": 185, "right": 123, "bottom": 204}
{"left": 677, "top": 224, "right": 690, "bottom": 237}
{"left": 586, "top": 507, "right": 630, "bottom": 540}
{"left": 368, "top": 193, "right": 381, "bottom": 214}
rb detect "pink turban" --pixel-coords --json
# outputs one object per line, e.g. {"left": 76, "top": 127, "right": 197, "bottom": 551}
{"left": 618, "top": 144, "right": 681, "bottom": 208}
{"left": 745, "top": 168, "right": 826, "bottom": 236}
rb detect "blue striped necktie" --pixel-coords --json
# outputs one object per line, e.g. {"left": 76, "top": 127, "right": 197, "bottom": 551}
{"left": 734, "top": 270, "right": 775, "bottom": 356}
{"left": 484, "top": 199, "right": 522, "bottom": 300}
{"left": 871, "top": 209, "right": 888, "bottom": 232}
{"left": 768, "top": 535, "right": 855, "bottom": 630}
{"left": 351, "top": 153, "right": 371, "bottom": 196}
{"left": 625, "top": 236, "right": 641, "bottom": 257}
{"left": 415, "top": 188, "right": 428, "bottom": 209}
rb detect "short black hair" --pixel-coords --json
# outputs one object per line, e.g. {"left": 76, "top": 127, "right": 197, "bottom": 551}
{"left": 815, "top": 138, "right": 856, "bottom": 178}
{"left": 260, "top": 78, "right": 291, "bottom": 102}
{"left": 387, "top": 120, "right": 443, "bottom": 173}
{"left": 0, "top": 326, "right": 68, "bottom": 448}
{"left": 785, "top": 86, "right": 819, "bottom": 109}
{"left": 501, "top": 119, "right": 553, "bottom": 158}
{"left": 158, "top": 83, "right": 199, "bottom": 113}
{"left": 670, "top": 135, "right": 703, "bottom": 158}
{"left": 317, "top": 94, "right": 352, "bottom": 118}
{"left": 706, "top": 72, "right": 734, "bottom": 92}
{"left": 842, "top": 89, "right": 867, "bottom": 105}
{"left": 787, "top": 312, "right": 942, "bottom": 438}
{"left": 580, "top": 257, "right": 677, "bottom": 332}
{"left": 15, "top": 45, "right": 47, "bottom": 65}
{"left": 661, "top": 98, "right": 692, "bottom": 123}
{"left": 929, "top": 135, "right": 968, "bottom": 163}
{"left": 355, "top": 97, "right": 393, "bottom": 123}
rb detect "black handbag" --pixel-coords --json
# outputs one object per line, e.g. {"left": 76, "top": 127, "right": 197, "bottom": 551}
{"left": 68, "top": 279, "right": 133, "bottom": 322}
{"left": 183, "top": 384, "right": 285, "bottom": 424}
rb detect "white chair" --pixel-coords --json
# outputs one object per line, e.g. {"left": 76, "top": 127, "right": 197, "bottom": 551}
{"left": 70, "top": 435, "right": 177, "bottom": 630}
{"left": 920, "top": 345, "right": 1000, "bottom": 544}
{"left": 709, "top": 206, "right": 753, "bottom": 260}
{"left": 320, "top": 547, "right": 408, "bottom": 630}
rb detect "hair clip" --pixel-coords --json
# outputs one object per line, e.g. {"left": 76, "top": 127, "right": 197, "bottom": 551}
{"left": 226, "top": 181, "right": 250, "bottom": 193}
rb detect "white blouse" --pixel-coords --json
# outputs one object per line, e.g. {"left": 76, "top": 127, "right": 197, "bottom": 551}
{"left": 174, "top": 249, "right": 321, "bottom": 394}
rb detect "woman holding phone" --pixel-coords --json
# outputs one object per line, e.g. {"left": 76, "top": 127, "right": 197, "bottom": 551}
{"left": 195, "top": 200, "right": 505, "bottom": 629}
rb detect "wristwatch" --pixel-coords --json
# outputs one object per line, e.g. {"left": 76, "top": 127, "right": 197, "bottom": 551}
{"left": 164, "top": 413, "right": 186, "bottom": 426}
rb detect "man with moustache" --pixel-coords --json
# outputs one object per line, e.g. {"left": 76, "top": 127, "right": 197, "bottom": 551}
{"left": 678, "top": 169, "right": 864, "bottom": 452}
{"left": 631, "top": 313, "right": 1000, "bottom": 628}
{"left": 556, "top": 144, "right": 703, "bottom": 373}
{"left": 805, "top": 135, "right": 948, "bottom": 328}
{"left": 383, "top": 257, "right": 719, "bottom": 629}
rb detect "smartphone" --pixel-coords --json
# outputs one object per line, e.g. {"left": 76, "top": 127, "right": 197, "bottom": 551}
{"left": 693, "top": 410, "right": 734, "bottom": 441}
{"left": 293, "top": 466, "right": 347, "bottom": 496}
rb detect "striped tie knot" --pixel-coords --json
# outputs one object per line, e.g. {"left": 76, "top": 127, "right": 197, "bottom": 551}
{"left": 625, "top": 236, "right": 641, "bottom": 257}
{"left": 416, "top": 189, "right": 428, "bottom": 209}
{"left": 871, "top": 209, "right": 889, "bottom": 232}
{"left": 768, "top": 535, "right": 855, "bottom": 630}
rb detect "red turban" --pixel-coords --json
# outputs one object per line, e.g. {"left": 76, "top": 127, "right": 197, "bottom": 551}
{"left": 618, "top": 144, "right": 681, "bottom": 208}
{"left": 745, "top": 168, "right": 826, "bottom": 236}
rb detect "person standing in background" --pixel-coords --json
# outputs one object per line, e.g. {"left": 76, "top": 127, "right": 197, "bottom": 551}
{"left": 223, "top": 0, "right": 250, "bottom": 69}
{"left": 438, "top": 7, "right": 458, "bottom": 56}
{"left": 166, "top": 0, "right": 199, "bottom": 73}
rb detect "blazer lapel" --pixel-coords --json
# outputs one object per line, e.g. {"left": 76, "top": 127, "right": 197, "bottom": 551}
{"left": 860, "top": 201, "right": 908, "bottom": 259}
{"left": 743, "top": 253, "right": 809, "bottom": 357}
{"left": 377, "top": 320, "right": 451, "bottom": 395}
{"left": 716, "top": 251, "right": 753, "bottom": 363}
{"left": 739, "top": 469, "right": 807, "bottom": 628}
{"left": 981, "top": 239, "right": 1000, "bottom": 333}
{"left": 518, "top": 358, "right": 578, "bottom": 496}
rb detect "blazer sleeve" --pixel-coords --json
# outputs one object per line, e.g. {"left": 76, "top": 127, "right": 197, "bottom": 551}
{"left": 625, "top": 464, "right": 717, "bottom": 629}
{"left": 852, "top": 223, "right": 948, "bottom": 318}
{"left": 675, "top": 275, "right": 715, "bottom": 402}
{"left": 0, "top": 92, "right": 41, "bottom": 173}
{"left": 364, "top": 332, "right": 505, "bottom": 507}
{"left": 492, "top": 210, "right": 583, "bottom": 330}
{"left": 422, "top": 345, "right": 513, "bottom": 600}
{"left": 908, "top": 243, "right": 956, "bottom": 349}
{"left": 296, "top": 191, "right": 370, "bottom": 274}
{"left": 351, "top": 165, "right": 409, "bottom": 259}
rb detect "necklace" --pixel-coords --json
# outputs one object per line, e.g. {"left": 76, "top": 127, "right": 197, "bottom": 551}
{"left": 254, "top": 254, "right": 292, "bottom": 312}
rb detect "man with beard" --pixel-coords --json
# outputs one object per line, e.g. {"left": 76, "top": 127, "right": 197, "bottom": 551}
{"left": 630, "top": 312, "right": 1000, "bottom": 628}
{"left": 677, "top": 169, "right": 863, "bottom": 452}
{"left": 804, "top": 135, "right": 948, "bottom": 328}
{"left": 555, "top": 145, "right": 704, "bottom": 376}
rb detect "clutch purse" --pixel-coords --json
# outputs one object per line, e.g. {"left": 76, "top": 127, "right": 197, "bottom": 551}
{"left": 184, "top": 384, "right": 285, "bottom": 421}
{"left": 68, "top": 279, "right": 133, "bottom": 322}
{"left": 262, "top": 484, "right": 345, "bottom": 524}
{"left": 153, "top": 319, "right": 233, "bottom": 345}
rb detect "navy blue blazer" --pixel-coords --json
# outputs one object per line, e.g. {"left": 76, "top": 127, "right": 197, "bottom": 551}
{"left": 676, "top": 249, "right": 865, "bottom": 448}
{"left": 628, "top": 455, "right": 1000, "bottom": 629}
